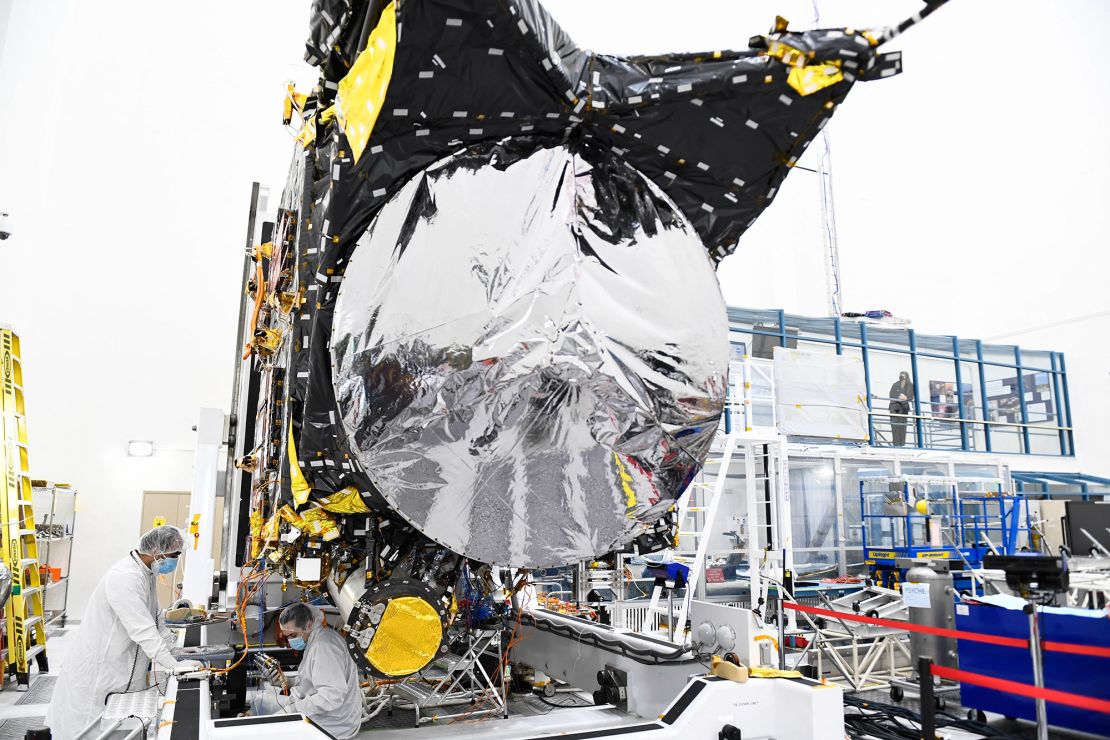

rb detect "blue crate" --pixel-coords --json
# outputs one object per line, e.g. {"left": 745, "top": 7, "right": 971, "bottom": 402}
{"left": 956, "top": 601, "right": 1110, "bottom": 736}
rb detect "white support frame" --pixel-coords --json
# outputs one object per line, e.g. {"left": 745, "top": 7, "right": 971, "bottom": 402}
{"left": 182, "top": 407, "right": 225, "bottom": 606}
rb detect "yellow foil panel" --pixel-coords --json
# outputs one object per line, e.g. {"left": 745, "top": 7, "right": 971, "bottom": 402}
{"left": 787, "top": 62, "right": 843, "bottom": 96}
{"left": 319, "top": 485, "right": 371, "bottom": 514}
{"left": 336, "top": 2, "right": 397, "bottom": 162}
{"left": 287, "top": 430, "right": 312, "bottom": 506}
{"left": 366, "top": 596, "right": 442, "bottom": 676}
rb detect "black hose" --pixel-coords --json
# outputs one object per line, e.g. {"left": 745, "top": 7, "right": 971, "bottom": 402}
{"left": 522, "top": 612, "right": 699, "bottom": 666}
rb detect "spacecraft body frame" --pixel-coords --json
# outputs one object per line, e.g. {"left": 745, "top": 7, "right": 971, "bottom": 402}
{"left": 234, "top": 0, "right": 903, "bottom": 677}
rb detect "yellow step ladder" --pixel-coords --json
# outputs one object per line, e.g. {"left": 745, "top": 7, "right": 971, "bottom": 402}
{"left": 0, "top": 327, "right": 49, "bottom": 688}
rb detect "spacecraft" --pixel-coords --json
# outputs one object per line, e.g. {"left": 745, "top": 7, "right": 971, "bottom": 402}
{"left": 236, "top": 0, "right": 924, "bottom": 678}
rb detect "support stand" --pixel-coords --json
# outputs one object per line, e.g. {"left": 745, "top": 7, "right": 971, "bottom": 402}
{"left": 982, "top": 553, "right": 1069, "bottom": 740}
{"left": 1025, "top": 602, "right": 1049, "bottom": 740}
{"left": 918, "top": 657, "right": 935, "bottom": 740}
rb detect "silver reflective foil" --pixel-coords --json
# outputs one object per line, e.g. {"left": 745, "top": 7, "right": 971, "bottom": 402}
{"left": 331, "top": 138, "right": 728, "bottom": 567}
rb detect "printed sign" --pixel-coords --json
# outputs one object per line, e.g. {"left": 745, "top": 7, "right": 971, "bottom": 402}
{"left": 902, "top": 581, "right": 931, "bottom": 609}
{"left": 705, "top": 567, "right": 726, "bottom": 583}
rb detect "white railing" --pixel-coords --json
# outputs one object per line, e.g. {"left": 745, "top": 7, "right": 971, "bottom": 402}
{"left": 724, "top": 357, "right": 777, "bottom": 434}
{"left": 612, "top": 601, "right": 664, "bottom": 635}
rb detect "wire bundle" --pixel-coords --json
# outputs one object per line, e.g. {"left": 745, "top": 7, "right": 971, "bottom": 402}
{"left": 843, "top": 695, "right": 1016, "bottom": 740}
{"left": 458, "top": 564, "right": 498, "bottom": 628}
{"left": 210, "top": 559, "right": 270, "bottom": 676}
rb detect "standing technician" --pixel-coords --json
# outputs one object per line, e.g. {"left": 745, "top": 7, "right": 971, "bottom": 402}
{"left": 47, "top": 526, "right": 202, "bottom": 739}
{"left": 888, "top": 371, "right": 915, "bottom": 446}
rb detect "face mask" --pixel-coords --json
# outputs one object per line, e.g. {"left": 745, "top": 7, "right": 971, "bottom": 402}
{"left": 154, "top": 557, "right": 178, "bottom": 575}
{"left": 288, "top": 635, "right": 307, "bottom": 651}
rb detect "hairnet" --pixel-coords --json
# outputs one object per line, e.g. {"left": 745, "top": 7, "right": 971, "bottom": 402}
{"left": 279, "top": 602, "right": 324, "bottom": 633}
{"left": 137, "top": 525, "right": 184, "bottom": 556}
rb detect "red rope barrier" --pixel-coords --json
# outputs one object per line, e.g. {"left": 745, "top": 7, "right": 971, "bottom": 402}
{"left": 930, "top": 665, "right": 1110, "bottom": 715}
{"left": 784, "top": 602, "right": 1110, "bottom": 658}
{"left": 1043, "top": 640, "right": 1110, "bottom": 660}
{"left": 784, "top": 602, "right": 1025, "bottom": 648}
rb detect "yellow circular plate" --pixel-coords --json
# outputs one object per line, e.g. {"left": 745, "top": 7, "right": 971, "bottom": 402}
{"left": 366, "top": 596, "right": 443, "bottom": 676}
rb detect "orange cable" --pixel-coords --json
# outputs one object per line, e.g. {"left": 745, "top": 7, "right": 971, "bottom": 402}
{"left": 242, "top": 261, "right": 265, "bottom": 360}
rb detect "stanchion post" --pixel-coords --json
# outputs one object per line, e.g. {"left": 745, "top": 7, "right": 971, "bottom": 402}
{"left": 777, "top": 592, "right": 786, "bottom": 670}
{"left": 918, "top": 657, "right": 935, "bottom": 740}
{"left": 1025, "top": 602, "right": 1049, "bottom": 740}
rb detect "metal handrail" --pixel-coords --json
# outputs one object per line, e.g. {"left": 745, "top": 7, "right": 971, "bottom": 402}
{"left": 871, "top": 408, "right": 1072, "bottom": 432}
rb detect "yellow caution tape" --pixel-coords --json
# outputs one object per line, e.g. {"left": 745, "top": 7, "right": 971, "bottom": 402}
{"left": 336, "top": 2, "right": 397, "bottom": 162}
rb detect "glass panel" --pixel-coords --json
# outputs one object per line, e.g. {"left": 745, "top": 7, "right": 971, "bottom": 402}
{"left": 726, "top": 307, "right": 778, "bottom": 331}
{"left": 866, "top": 325, "right": 911, "bottom": 350}
{"left": 958, "top": 338, "right": 981, "bottom": 362}
{"left": 1021, "top": 349, "right": 1054, "bottom": 372}
{"left": 990, "top": 425, "right": 1024, "bottom": 454}
{"left": 839, "top": 321, "right": 863, "bottom": 347}
{"left": 748, "top": 358, "right": 775, "bottom": 428}
{"left": 703, "top": 469, "right": 753, "bottom": 560}
{"left": 982, "top": 344, "right": 1019, "bottom": 366}
{"left": 788, "top": 459, "right": 839, "bottom": 577}
{"left": 915, "top": 333, "right": 956, "bottom": 357}
{"left": 1027, "top": 427, "right": 1062, "bottom": 455}
{"left": 917, "top": 355, "right": 963, "bottom": 450}
{"left": 839, "top": 344, "right": 863, "bottom": 367}
{"left": 955, "top": 463, "right": 1003, "bottom": 479}
{"left": 982, "top": 363, "right": 1025, "bottom": 453}
{"left": 784, "top": 313, "right": 838, "bottom": 342}
{"left": 841, "top": 460, "right": 894, "bottom": 575}
{"left": 745, "top": 315, "right": 799, "bottom": 360}
{"left": 1021, "top": 369, "right": 1058, "bottom": 427}
{"left": 958, "top": 363, "right": 983, "bottom": 449}
{"left": 796, "top": 338, "right": 838, "bottom": 354}
{"left": 900, "top": 461, "right": 950, "bottom": 476}
{"left": 696, "top": 451, "right": 771, "bottom": 600}
{"left": 868, "top": 350, "right": 917, "bottom": 448}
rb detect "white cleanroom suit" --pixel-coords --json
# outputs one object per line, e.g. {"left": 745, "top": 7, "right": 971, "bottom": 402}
{"left": 46, "top": 552, "right": 184, "bottom": 740}
{"left": 254, "top": 625, "right": 363, "bottom": 739}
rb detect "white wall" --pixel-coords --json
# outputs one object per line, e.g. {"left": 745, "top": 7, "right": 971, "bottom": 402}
{"left": 0, "top": 1, "right": 315, "bottom": 618}
{"left": 0, "top": 1, "right": 1105, "bottom": 618}
{"left": 542, "top": 0, "right": 1110, "bottom": 472}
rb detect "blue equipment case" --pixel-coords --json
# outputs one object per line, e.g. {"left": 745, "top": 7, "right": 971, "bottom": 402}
{"left": 956, "top": 600, "right": 1110, "bottom": 737}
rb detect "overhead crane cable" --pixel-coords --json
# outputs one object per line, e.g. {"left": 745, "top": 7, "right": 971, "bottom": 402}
{"left": 810, "top": 0, "right": 843, "bottom": 318}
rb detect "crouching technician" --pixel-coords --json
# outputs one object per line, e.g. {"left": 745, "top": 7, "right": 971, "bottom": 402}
{"left": 254, "top": 602, "right": 362, "bottom": 738}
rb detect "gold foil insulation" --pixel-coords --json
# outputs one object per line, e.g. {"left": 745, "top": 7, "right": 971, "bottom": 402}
{"left": 365, "top": 596, "right": 443, "bottom": 676}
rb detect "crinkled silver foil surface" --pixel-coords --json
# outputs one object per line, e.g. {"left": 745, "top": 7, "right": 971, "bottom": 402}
{"left": 331, "top": 138, "right": 728, "bottom": 567}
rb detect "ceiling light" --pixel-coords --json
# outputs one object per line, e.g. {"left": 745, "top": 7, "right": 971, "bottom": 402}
{"left": 127, "top": 440, "right": 154, "bottom": 457}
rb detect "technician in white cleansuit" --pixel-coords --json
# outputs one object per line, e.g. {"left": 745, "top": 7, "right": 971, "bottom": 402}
{"left": 253, "top": 602, "right": 362, "bottom": 738}
{"left": 46, "top": 526, "right": 202, "bottom": 739}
